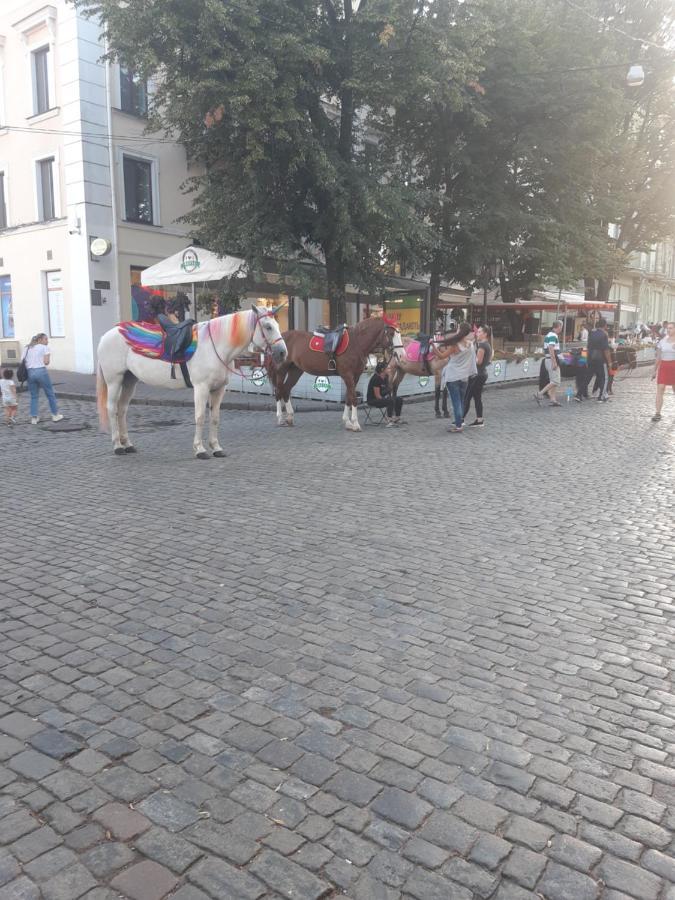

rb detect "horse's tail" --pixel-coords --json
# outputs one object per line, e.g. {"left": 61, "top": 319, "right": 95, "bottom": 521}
{"left": 97, "top": 365, "right": 109, "bottom": 432}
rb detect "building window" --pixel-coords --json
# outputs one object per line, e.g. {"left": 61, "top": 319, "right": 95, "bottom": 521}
{"left": 0, "top": 276, "right": 14, "bottom": 338}
{"left": 120, "top": 68, "right": 147, "bottom": 117}
{"left": 37, "top": 157, "right": 56, "bottom": 220}
{"left": 123, "top": 155, "right": 154, "bottom": 224}
{"left": 46, "top": 270, "right": 65, "bottom": 337}
{"left": 0, "top": 172, "right": 7, "bottom": 229}
{"left": 32, "top": 46, "right": 51, "bottom": 115}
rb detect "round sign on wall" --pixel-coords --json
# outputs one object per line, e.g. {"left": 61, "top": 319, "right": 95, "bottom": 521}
{"left": 251, "top": 368, "right": 267, "bottom": 386}
{"left": 418, "top": 376, "right": 430, "bottom": 387}
{"left": 314, "top": 375, "right": 331, "bottom": 393}
{"left": 522, "top": 359, "right": 529, "bottom": 373}
{"left": 493, "top": 362, "right": 502, "bottom": 377}
{"left": 90, "top": 237, "right": 112, "bottom": 257}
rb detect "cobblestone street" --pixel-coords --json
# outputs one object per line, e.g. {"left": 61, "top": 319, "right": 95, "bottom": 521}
{"left": 2, "top": 374, "right": 674, "bottom": 900}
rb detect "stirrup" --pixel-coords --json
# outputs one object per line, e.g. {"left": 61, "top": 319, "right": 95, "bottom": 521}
{"left": 328, "top": 359, "right": 337, "bottom": 371}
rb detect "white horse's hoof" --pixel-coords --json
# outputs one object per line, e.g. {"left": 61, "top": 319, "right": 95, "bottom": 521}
{"left": 212, "top": 450, "right": 226, "bottom": 458}
{"left": 286, "top": 419, "right": 294, "bottom": 427}
{"left": 114, "top": 447, "right": 125, "bottom": 455}
{"left": 196, "top": 451, "right": 210, "bottom": 460}
{"left": 276, "top": 420, "right": 288, "bottom": 427}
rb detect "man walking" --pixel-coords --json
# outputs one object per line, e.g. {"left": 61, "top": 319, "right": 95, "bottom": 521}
{"left": 533, "top": 321, "right": 563, "bottom": 407}
{"left": 586, "top": 319, "right": 613, "bottom": 402}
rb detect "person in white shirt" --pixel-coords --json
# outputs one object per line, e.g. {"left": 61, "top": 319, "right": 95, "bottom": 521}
{"left": 22, "top": 333, "right": 63, "bottom": 425}
{"left": 652, "top": 321, "right": 675, "bottom": 422}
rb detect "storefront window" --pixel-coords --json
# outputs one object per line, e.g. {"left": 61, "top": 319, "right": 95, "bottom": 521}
{"left": 0, "top": 276, "right": 14, "bottom": 338}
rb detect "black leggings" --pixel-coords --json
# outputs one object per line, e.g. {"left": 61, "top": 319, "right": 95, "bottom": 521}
{"left": 463, "top": 373, "right": 487, "bottom": 419}
{"left": 370, "top": 397, "right": 403, "bottom": 417}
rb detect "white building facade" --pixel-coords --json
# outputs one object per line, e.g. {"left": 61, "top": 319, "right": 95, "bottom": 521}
{"left": 610, "top": 241, "right": 675, "bottom": 326}
{"left": 0, "top": 1, "right": 193, "bottom": 372}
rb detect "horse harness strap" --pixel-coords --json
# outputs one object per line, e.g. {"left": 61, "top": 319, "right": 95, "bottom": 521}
{"left": 317, "top": 324, "right": 346, "bottom": 370}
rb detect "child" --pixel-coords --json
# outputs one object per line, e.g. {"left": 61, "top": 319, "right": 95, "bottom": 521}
{"left": 0, "top": 368, "right": 18, "bottom": 425}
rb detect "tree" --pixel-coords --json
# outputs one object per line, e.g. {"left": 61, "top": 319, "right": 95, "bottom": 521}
{"left": 78, "top": 0, "right": 477, "bottom": 324}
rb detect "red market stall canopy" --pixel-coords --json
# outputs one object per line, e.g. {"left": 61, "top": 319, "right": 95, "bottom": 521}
{"left": 438, "top": 299, "right": 615, "bottom": 311}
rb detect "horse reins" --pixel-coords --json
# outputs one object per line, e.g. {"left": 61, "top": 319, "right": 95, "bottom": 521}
{"left": 207, "top": 311, "right": 284, "bottom": 380}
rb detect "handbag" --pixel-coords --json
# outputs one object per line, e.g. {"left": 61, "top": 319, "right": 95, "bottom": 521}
{"left": 16, "top": 352, "right": 28, "bottom": 385}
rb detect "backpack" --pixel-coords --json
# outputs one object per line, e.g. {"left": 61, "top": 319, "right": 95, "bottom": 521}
{"left": 16, "top": 353, "right": 28, "bottom": 385}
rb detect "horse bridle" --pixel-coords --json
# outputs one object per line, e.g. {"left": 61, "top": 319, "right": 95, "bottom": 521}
{"left": 207, "top": 309, "right": 284, "bottom": 376}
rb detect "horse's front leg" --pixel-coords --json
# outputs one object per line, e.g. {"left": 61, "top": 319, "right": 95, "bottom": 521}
{"left": 118, "top": 372, "right": 139, "bottom": 452}
{"left": 343, "top": 375, "right": 361, "bottom": 432}
{"left": 193, "top": 382, "right": 211, "bottom": 459}
{"left": 208, "top": 384, "right": 227, "bottom": 457}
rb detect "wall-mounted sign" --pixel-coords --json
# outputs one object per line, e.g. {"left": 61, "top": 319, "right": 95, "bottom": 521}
{"left": 314, "top": 375, "right": 331, "bottom": 393}
{"left": 493, "top": 361, "right": 502, "bottom": 377}
{"left": 418, "top": 375, "right": 430, "bottom": 387}
{"left": 522, "top": 359, "right": 529, "bottom": 373}
{"left": 251, "top": 368, "right": 267, "bottom": 387}
{"left": 180, "top": 248, "right": 200, "bottom": 274}
{"left": 90, "top": 237, "right": 112, "bottom": 257}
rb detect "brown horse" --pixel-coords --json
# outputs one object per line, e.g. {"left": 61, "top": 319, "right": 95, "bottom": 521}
{"left": 387, "top": 335, "right": 451, "bottom": 417}
{"left": 270, "top": 317, "right": 402, "bottom": 431}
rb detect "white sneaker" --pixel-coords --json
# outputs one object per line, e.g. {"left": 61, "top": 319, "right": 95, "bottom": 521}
{"left": 51, "top": 413, "right": 64, "bottom": 422}
{"left": 31, "top": 417, "right": 39, "bottom": 425}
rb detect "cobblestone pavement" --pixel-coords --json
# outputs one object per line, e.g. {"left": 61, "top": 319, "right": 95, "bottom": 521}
{"left": 2, "top": 374, "right": 674, "bottom": 900}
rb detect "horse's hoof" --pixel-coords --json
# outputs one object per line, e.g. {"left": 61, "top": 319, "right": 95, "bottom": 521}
{"left": 443, "top": 412, "right": 450, "bottom": 419}
{"left": 435, "top": 411, "right": 442, "bottom": 419}
{"left": 124, "top": 445, "right": 137, "bottom": 454}
{"left": 196, "top": 451, "right": 210, "bottom": 460}
{"left": 212, "top": 450, "right": 226, "bottom": 458}
{"left": 286, "top": 420, "right": 294, "bottom": 427}
{"left": 114, "top": 447, "right": 125, "bottom": 455}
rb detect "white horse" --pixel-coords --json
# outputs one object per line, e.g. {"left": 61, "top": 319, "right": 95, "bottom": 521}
{"left": 96, "top": 305, "right": 287, "bottom": 457}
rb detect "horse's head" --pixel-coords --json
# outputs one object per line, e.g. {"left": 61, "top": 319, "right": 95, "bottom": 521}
{"left": 251, "top": 305, "right": 287, "bottom": 364}
{"left": 381, "top": 316, "right": 404, "bottom": 362}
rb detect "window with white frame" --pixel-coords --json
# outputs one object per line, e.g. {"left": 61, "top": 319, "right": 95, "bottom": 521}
{"left": 36, "top": 156, "right": 56, "bottom": 221}
{"left": 123, "top": 154, "right": 155, "bottom": 224}
{"left": 32, "top": 45, "right": 51, "bottom": 115}
{"left": 120, "top": 67, "right": 147, "bottom": 117}
{"left": 46, "top": 270, "right": 65, "bottom": 337}
{"left": 0, "top": 171, "right": 7, "bottom": 229}
{"left": 0, "top": 275, "right": 13, "bottom": 338}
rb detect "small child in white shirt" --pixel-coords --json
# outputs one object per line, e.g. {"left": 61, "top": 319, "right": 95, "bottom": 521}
{"left": 0, "top": 368, "right": 18, "bottom": 425}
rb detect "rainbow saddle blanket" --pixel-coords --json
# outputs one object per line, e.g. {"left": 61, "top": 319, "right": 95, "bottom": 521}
{"left": 118, "top": 319, "right": 198, "bottom": 364}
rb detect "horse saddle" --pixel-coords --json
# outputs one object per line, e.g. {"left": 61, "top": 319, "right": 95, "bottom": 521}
{"left": 309, "top": 326, "right": 350, "bottom": 360}
{"left": 405, "top": 337, "right": 434, "bottom": 364}
{"left": 118, "top": 318, "right": 198, "bottom": 387}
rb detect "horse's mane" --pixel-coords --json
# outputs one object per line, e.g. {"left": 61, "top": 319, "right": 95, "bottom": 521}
{"left": 203, "top": 309, "right": 254, "bottom": 346}
{"left": 351, "top": 316, "right": 384, "bottom": 333}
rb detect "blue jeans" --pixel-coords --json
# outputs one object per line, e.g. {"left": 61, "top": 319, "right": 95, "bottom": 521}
{"left": 28, "top": 368, "right": 58, "bottom": 418}
{"left": 446, "top": 379, "right": 467, "bottom": 427}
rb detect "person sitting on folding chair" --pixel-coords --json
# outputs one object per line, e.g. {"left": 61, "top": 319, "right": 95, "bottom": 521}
{"left": 367, "top": 362, "right": 403, "bottom": 427}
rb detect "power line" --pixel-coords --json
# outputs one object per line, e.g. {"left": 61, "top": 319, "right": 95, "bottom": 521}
{"left": 2, "top": 124, "right": 180, "bottom": 144}
{"left": 560, "top": 0, "right": 673, "bottom": 52}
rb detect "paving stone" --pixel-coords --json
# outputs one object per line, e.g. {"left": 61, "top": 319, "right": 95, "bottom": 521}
{"left": 324, "top": 770, "right": 382, "bottom": 806}
{"left": 64, "top": 825, "right": 106, "bottom": 851}
{"left": 537, "top": 861, "right": 600, "bottom": 900}
{"left": 98, "top": 737, "right": 138, "bottom": 759}
{"left": 402, "top": 836, "right": 449, "bottom": 868}
{"left": 24, "top": 847, "right": 78, "bottom": 881}
{"left": 186, "top": 821, "right": 259, "bottom": 865}
{"left": 404, "top": 868, "right": 473, "bottom": 900}
{"left": 8, "top": 750, "right": 61, "bottom": 780}
{"left": 81, "top": 842, "right": 136, "bottom": 878}
{"left": 618, "top": 814, "right": 671, "bottom": 849}
{"left": 442, "top": 857, "right": 499, "bottom": 897}
{"left": 502, "top": 847, "right": 546, "bottom": 888}
{"left": 93, "top": 802, "right": 151, "bottom": 840}
{"left": 291, "top": 842, "right": 333, "bottom": 871}
{"left": 596, "top": 856, "right": 663, "bottom": 900}
{"left": 452, "top": 794, "right": 509, "bottom": 831}
{"left": 641, "top": 848, "right": 675, "bottom": 883}
{"left": 137, "top": 791, "right": 200, "bottom": 832}
{"left": 190, "top": 857, "right": 266, "bottom": 899}
{"left": 503, "top": 815, "right": 554, "bottom": 851}
{"left": 0, "top": 850, "right": 21, "bottom": 887}
{"left": 0, "top": 714, "right": 43, "bottom": 740}
{"left": 0, "top": 876, "right": 41, "bottom": 900}
{"left": 0, "top": 811, "right": 39, "bottom": 845}
{"left": 249, "top": 850, "right": 331, "bottom": 899}
{"left": 110, "top": 860, "right": 178, "bottom": 900}
{"left": 28, "top": 730, "right": 83, "bottom": 760}
{"left": 68, "top": 750, "right": 110, "bottom": 775}
{"left": 371, "top": 787, "right": 432, "bottom": 829}
{"left": 10, "top": 826, "right": 61, "bottom": 863}
{"left": 417, "top": 777, "right": 463, "bottom": 809}
{"left": 419, "top": 811, "right": 478, "bottom": 854}
{"left": 469, "top": 833, "right": 513, "bottom": 869}
{"left": 135, "top": 826, "right": 204, "bottom": 873}
{"left": 41, "top": 863, "right": 97, "bottom": 900}
{"left": 262, "top": 826, "right": 306, "bottom": 855}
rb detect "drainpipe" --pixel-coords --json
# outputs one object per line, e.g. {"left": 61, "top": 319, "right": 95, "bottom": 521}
{"left": 104, "top": 46, "right": 120, "bottom": 322}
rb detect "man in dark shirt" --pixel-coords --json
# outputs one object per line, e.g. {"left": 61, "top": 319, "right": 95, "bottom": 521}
{"left": 586, "top": 319, "right": 613, "bottom": 402}
{"left": 367, "top": 362, "right": 403, "bottom": 425}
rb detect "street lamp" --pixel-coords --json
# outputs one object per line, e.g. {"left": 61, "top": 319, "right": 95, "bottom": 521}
{"left": 481, "top": 260, "right": 502, "bottom": 324}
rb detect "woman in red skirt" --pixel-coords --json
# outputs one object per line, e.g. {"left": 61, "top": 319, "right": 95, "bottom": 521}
{"left": 652, "top": 321, "right": 675, "bottom": 422}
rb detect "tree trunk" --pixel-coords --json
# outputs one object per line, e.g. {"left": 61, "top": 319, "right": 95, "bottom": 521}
{"left": 583, "top": 277, "right": 596, "bottom": 301}
{"left": 429, "top": 255, "right": 442, "bottom": 333}
{"left": 326, "top": 251, "right": 347, "bottom": 326}
{"left": 597, "top": 277, "right": 612, "bottom": 303}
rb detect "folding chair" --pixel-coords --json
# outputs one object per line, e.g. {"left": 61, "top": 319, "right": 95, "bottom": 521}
{"left": 361, "top": 403, "right": 388, "bottom": 426}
